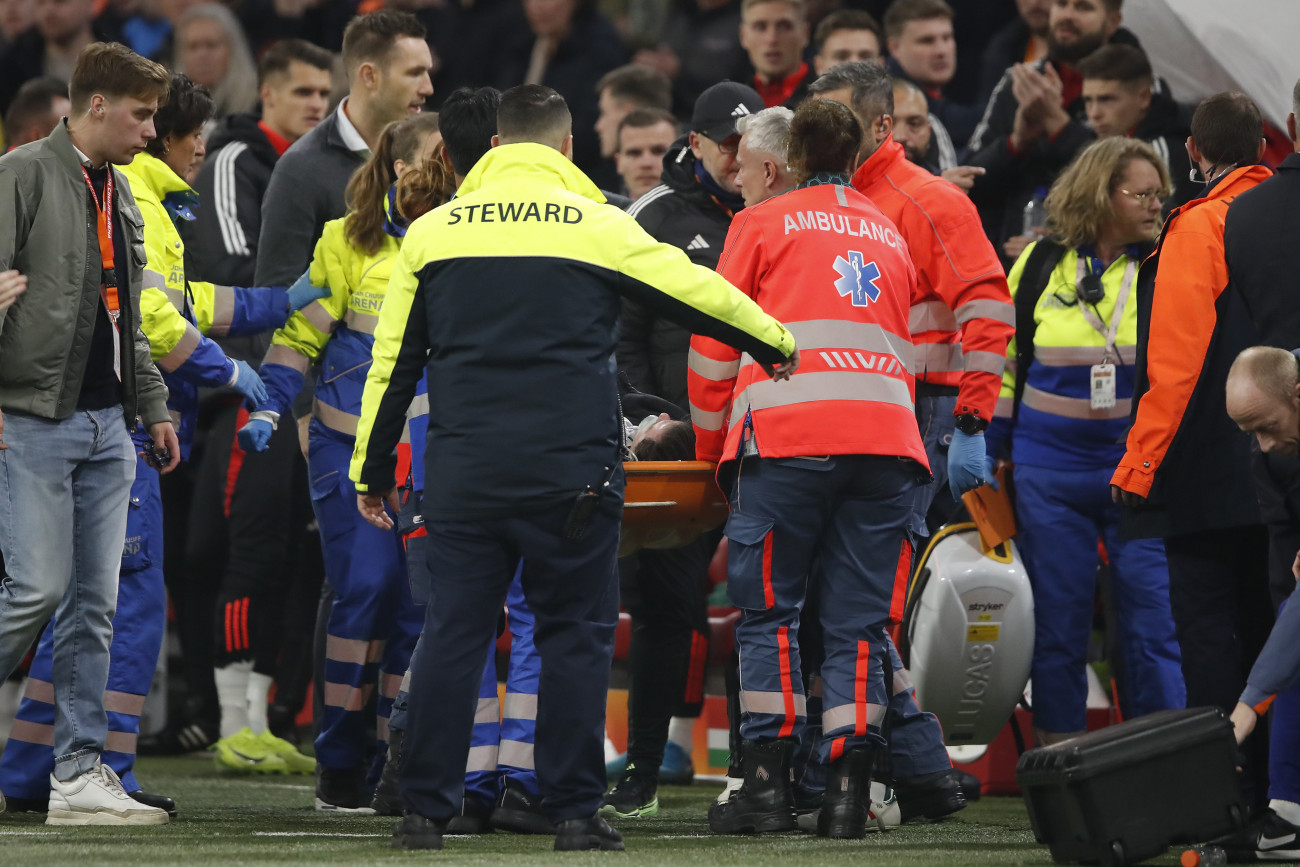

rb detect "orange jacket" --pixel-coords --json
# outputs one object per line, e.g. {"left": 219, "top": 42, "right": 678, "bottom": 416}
{"left": 688, "top": 180, "right": 928, "bottom": 469}
{"left": 851, "top": 137, "right": 1013, "bottom": 421}
{"left": 1112, "top": 164, "right": 1273, "bottom": 498}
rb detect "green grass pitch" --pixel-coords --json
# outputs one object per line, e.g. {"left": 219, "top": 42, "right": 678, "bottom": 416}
{"left": 0, "top": 755, "right": 1190, "bottom": 865}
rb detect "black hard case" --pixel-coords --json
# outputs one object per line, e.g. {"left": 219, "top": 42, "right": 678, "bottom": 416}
{"left": 1015, "top": 708, "right": 1244, "bottom": 866}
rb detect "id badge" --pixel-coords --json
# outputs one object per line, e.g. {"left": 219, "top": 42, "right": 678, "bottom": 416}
{"left": 1090, "top": 363, "right": 1115, "bottom": 410}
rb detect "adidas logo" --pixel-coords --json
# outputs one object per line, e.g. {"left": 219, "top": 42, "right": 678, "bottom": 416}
{"left": 731, "top": 103, "right": 752, "bottom": 118}
{"left": 687, "top": 234, "right": 710, "bottom": 250}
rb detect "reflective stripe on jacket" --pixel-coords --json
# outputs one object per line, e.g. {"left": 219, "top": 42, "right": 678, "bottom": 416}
{"left": 988, "top": 242, "right": 1141, "bottom": 470}
{"left": 851, "top": 137, "right": 1013, "bottom": 421}
{"left": 689, "top": 180, "right": 927, "bottom": 469}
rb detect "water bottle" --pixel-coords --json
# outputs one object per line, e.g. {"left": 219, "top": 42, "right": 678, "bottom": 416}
{"left": 1021, "top": 186, "right": 1049, "bottom": 237}
{"left": 1180, "top": 845, "right": 1226, "bottom": 866}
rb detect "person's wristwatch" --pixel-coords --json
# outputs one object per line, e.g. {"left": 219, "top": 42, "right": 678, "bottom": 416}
{"left": 954, "top": 413, "right": 988, "bottom": 435}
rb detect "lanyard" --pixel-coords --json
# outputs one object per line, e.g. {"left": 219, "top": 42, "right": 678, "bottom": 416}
{"left": 79, "top": 165, "right": 119, "bottom": 315}
{"left": 1075, "top": 256, "right": 1135, "bottom": 365}
{"left": 80, "top": 165, "right": 124, "bottom": 381}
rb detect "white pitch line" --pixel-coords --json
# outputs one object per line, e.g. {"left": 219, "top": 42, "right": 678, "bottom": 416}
{"left": 253, "top": 832, "right": 387, "bottom": 837}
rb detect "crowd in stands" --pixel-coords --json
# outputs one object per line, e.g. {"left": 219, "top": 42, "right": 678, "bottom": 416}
{"left": 3, "top": 0, "right": 1300, "bottom": 857}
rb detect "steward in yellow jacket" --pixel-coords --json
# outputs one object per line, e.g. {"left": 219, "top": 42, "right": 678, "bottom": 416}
{"left": 347, "top": 87, "right": 795, "bottom": 846}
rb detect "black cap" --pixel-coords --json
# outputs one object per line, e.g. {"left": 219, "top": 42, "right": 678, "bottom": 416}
{"left": 691, "top": 81, "right": 766, "bottom": 142}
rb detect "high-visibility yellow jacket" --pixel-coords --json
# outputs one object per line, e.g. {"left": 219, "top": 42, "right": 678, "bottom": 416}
{"left": 349, "top": 142, "right": 794, "bottom": 519}
{"left": 986, "top": 241, "right": 1144, "bottom": 470}
{"left": 121, "top": 152, "right": 289, "bottom": 448}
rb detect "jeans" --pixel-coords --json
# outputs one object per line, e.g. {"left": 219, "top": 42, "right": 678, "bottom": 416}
{"left": 910, "top": 393, "right": 956, "bottom": 537}
{"left": 0, "top": 407, "right": 136, "bottom": 781}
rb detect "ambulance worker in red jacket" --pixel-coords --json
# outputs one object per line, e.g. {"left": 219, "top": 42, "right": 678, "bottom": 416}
{"left": 690, "top": 98, "right": 929, "bottom": 839}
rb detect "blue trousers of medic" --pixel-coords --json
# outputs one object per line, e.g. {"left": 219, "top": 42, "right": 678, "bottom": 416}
{"left": 0, "top": 445, "right": 162, "bottom": 802}
{"left": 399, "top": 489, "right": 621, "bottom": 824}
{"left": 308, "top": 422, "right": 424, "bottom": 782}
{"left": 726, "top": 455, "right": 924, "bottom": 779}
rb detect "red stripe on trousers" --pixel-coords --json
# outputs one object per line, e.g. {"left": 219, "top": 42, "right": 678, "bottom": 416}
{"left": 240, "top": 597, "right": 251, "bottom": 652}
{"left": 889, "top": 537, "right": 913, "bottom": 623}
{"left": 829, "top": 736, "right": 846, "bottom": 763}
{"left": 394, "top": 442, "right": 411, "bottom": 490}
{"left": 684, "top": 631, "right": 707, "bottom": 705}
{"left": 224, "top": 601, "right": 235, "bottom": 653}
{"left": 777, "top": 626, "right": 796, "bottom": 738}
{"left": 855, "top": 640, "right": 871, "bottom": 735}
{"left": 762, "top": 531, "right": 775, "bottom": 609}
{"left": 224, "top": 407, "right": 249, "bottom": 518}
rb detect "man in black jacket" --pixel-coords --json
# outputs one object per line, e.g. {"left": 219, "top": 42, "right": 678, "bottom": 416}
{"left": 1077, "top": 45, "right": 1196, "bottom": 210}
{"left": 603, "top": 80, "right": 764, "bottom": 820}
{"left": 187, "top": 40, "right": 333, "bottom": 299}
{"left": 964, "top": 0, "right": 1136, "bottom": 259}
{"left": 1226, "top": 80, "right": 1300, "bottom": 354}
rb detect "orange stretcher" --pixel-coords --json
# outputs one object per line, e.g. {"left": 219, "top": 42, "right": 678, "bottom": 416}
{"left": 620, "top": 461, "right": 728, "bottom": 556}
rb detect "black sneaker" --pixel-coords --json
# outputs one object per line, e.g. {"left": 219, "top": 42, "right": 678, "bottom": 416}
{"left": 1218, "top": 807, "right": 1300, "bottom": 861}
{"left": 894, "top": 768, "right": 967, "bottom": 823}
{"left": 708, "top": 739, "right": 798, "bottom": 835}
{"left": 492, "top": 779, "right": 555, "bottom": 834}
{"left": 391, "top": 813, "right": 444, "bottom": 850}
{"left": 446, "top": 798, "right": 494, "bottom": 834}
{"left": 137, "top": 719, "right": 219, "bottom": 756}
{"left": 554, "top": 814, "right": 625, "bottom": 851}
{"left": 315, "top": 766, "right": 375, "bottom": 813}
{"left": 129, "top": 789, "right": 178, "bottom": 818}
{"left": 2, "top": 795, "right": 46, "bottom": 813}
{"left": 600, "top": 765, "right": 659, "bottom": 819}
{"left": 371, "top": 730, "right": 405, "bottom": 816}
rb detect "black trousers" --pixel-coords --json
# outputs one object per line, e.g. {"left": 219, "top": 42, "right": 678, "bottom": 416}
{"left": 402, "top": 502, "right": 620, "bottom": 823}
{"left": 619, "top": 536, "right": 711, "bottom": 778}
{"left": 1164, "top": 524, "right": 1273, "bottom": 806}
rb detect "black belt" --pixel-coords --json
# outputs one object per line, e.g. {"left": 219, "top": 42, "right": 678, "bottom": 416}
{"left": 916, "top": 382, "right": 960, "bottom": 398}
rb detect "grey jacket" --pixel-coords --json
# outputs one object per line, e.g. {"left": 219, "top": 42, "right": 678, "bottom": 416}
{"left": 0, "top": 121, "right": 170, "bottom": 429}
{"left": 254, "top": 104, "right": 366, "bottom": 289}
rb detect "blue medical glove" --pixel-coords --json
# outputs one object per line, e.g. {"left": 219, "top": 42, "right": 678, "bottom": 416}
{"left": 229, "top": 359, "right": 269, "bottom": 406}
{"left": 238, "top": 416, "right": 275, "bottom": 453}
{"left": 948, "top": 428, "right": 988, "bottom": 499}
{"left": 985, "top": 455, "right": 1000, "bottom": 491}
{"left": 286, "top": 270, "right": 330, "bottom": 312}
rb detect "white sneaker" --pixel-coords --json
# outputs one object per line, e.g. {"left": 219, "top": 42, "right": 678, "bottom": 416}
{"left": 46, "top": 762, "right": 170, "bottom": 825}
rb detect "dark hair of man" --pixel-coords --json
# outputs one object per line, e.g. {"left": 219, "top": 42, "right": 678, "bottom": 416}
{"left": 595, "top": 65, "right": 672, "bottom": 111}
{"left": 616, "top": 107, "right": 678, "bottom": 150}
{"left": 341, "top": 10, "right": 427, "bottom": 75}
{"left": 69, "top": 42, "right": 170, "bottom": 114}
{"left": 257, "top": 38, "right": 335, "bottom": 87}
{"left": 808, "top": 60, "right": 894, "bottom": 124}
{"left": 882, "top": 0, "right": 953, "bottom": 40}
{"left": 787, "top": 98, "right": 862, "bottom": 181}
{"left": 1075, "top": 44, "right": 1152, "bottom": 87}
{"left": 497, "top": 84, "right": 571, "bottom": 146}
{"left": 144, "top": 73, "right": 214, "bottom": 157}
{"left": 1190, "top": 91, "right": 1263, "bottom": 169}
{"left": 439, "top": 86, "right": 502, "bottom": 176}
{"left": 631, "top": 421, "right": 696, "bottom": 461}
{"left": 815, "top": 9, "right": 884, "bottom": 53}
{"left": 4, "top": 77, "right": 67, "bottom": 139}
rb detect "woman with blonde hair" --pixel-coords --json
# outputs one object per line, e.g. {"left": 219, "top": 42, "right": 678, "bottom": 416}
{"left": 984, "top": 136, "right": 1186, "bottom": 745}
{"left": 236, "top": 112, "right": 447, "bottom": 810}
{"left": 175, "top": 3, "right": 259, "bottom": 119}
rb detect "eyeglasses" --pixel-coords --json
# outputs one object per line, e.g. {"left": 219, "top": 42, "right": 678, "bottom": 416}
{"left": 1117, "top": 187, "right": 1165, "bottom": 205}
{"left": 707, "top": 135, "right": 741, "bottom": 155}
